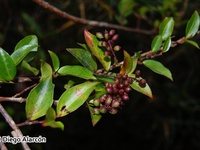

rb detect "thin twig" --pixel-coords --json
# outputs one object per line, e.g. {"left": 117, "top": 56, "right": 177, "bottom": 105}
{"left": 32, "top": 0, "right": 156, "bottom": 35}
{"left": 12, "top": 83, "right": 37, "bottom": 98}
{"left": 0, "top": 104, "right": 30, "bottom": 150}
{"left": 0, "top": 97, "right": 26, "bottom": 103}
{"left": 17, "top": 120, "right": 43, "bottom": 127}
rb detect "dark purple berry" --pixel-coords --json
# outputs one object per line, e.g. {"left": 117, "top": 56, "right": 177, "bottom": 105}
{"left": 109, "top": 29, "right": 116, "bottom": 36}
{"left": 106, "top": 87, "right": 113, "bottom": 94}
{"left": 118, "top": 83, "right": 124, "bottom": 89}
{"left": 139, "top": 79, "right": 146, "bottom": 88}
{"left": 104, "top": 51, "right": 112, "bottom": 56}
{"left": 135, "top": 70, "right": 141, "bottom": 77}
{"left": 119, "top": 89, "right": 124, "bottom": 95}
{"left": 116, "top": 73, "right": 122, "bottom": 79}
{"left": 124, "top": 87, "right": 131, "bottom": 93}
{"left": 122, "top": 74, "right": 128, "bottom": 79}
{"left": 122, "top": 94, "right": 129, "bottom": 101}
{"left": 112, "top": 34, "right": 119, "bottom": 41}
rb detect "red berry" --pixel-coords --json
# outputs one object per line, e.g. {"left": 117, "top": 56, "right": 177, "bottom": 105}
{"left": 122, "top": 95, "right": 129, "bottom": 101}
{"left": 139, "top": 79, "right": 146, "bottom": 88}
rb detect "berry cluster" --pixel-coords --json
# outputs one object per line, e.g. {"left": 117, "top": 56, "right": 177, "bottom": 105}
{"left": 92, "top": 73, "right": 133, "bottom": 115}
{"left": 96, "top": 29, "right": 121, "bottom": 56}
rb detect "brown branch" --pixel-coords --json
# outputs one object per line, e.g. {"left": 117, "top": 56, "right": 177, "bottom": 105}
{"left": 0, "top": 97, "right": 26, "bottom": 103}
{"left": 32, "top": 0, "right": 156, "bottom": 35}
{"left": 12, "top": 83, "right": 37, "bottom": 98}
{"left": 17, "top": 120, "right": 43, "bottom": 127}
{"left": 0, "top": 104, "right": 30, "bottom": 150}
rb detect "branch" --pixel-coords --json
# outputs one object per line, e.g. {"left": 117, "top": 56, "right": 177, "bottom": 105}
{"left": 0, "top": 97, "right": 26, "bottom": 103}
{"left": 0, "top": 104, "right": 30, "bottom": 150}
{"left": 32, "top": 0, "right": 156, "bottom": 35}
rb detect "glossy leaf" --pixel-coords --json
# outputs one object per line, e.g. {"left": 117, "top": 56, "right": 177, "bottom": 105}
{"left": 57, "top": 65, "right": 96, "bottom": 80}
{"left": 26, "top": 62, "right": 54, "bottom": 121}
{"left": 151, "top": 35, "right": 162, "bottom": 53}
{"left": 143, "top": 60, "right": 173, "bottom": 81}
{"left": 42, "top": 107, "right": 64, "bottom": 130}
{"left": 56, "top": 81, "right": 100, "bottom": 117}
{"left": 120, "top": 50, "right": 137, "bottom": 75}
{"left": 0, "top": 48, "right": 16, "bottom": 82}
{"left": 67, "top": 48, "right": 97, "bottom": 72}
{"left": 87, "top": 102, "right": 102, "bottom": 126}
{"left": 162, "top": 36, "right": 171, "bottom": 52}
{"left": 159, "top": 17, "right": 174, "bottom": 40}
{"left": 96, "top": 75, "right": 115, "bottom": 83}
{"left": 84, "top": 29, "right": 111, "bottom": 71}
{"left": 13, "top": 35, "right": 38, "bottom": 63}
{"left": 21, "top": 60, "right": 39, "bottom": 76}
{"left": 185, "top": 40, "right": 200, "bottom": 49}
{"left": 11, "top": 44, "right": 38, "bottom": 66}
{"left": 129, "top": 74, "right": 153, "bottom": 99}
{"left": 185, "top": 11, "right": 200, "bottom": 38}
{"left": 48, "top": 50, "right": 60, "bottom": 72}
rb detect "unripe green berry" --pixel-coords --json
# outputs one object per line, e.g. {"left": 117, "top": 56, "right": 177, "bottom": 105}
{"left": 100, "top": 106, "right": 107, "bottom": 114}
{"left": 96, "top": 32, "right": 104, "bottom": 39}
{"left": 111, "top": 100, "right": 120, "bottom": 108}
{"left": 113, "top": 45, "right": 121, "bottom": 51}
{"left": 109, "top": 108, "right": 118, "bottom": 114}
{"left": 93, "top": 108, "right": 100, "bottom": 115}
{"left": 104, "top": 32, "right": 109, "bottom": 40}
{"left": 93, "top": 98, "right": 100, "bottom": 107}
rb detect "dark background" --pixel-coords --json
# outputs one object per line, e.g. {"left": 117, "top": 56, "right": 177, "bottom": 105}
{"left": 0, "top": 0, "right": 200, "bottom": 149}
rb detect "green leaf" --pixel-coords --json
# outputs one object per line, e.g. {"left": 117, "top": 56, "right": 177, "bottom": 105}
{"left": 21, "top": 60, "right": 39, "bottom": 76}
{"left": 48, "top": 50, "right": 60, "bottom": 72}
{"left": 159, "top": 17, "right": 174, "bottom": 40}
{"left": 56, "top": 81, "right": 100, "bottom": 117}
{"left": 0, "top": 48, "right": 16, "bottom": 82}
{"left": 151, "top": 35, "right": 163, "bottom": 53}
{"left": 42, "top": 107, "right": 64, "bottom": 130}
{"left": 13, "top": 35, "right": 38, "bottom": 63}
{"left": 118, "top": 0, "right": 135, "bottom": 17}
{"left": 57, "top": 65, "right": 96, "bottom": 80}
{"left": 86, "top": 102, "right": 102, "bottom": 126}
{"left": 129, "top": 74, "right": 153, "bottom": 99}
{"left": 64, "top": 80, "right": 75, "bottom": 90}
{"left": 96, "top": 75, "right": 115, "bottom": 83}
{"left": 185, "top": 11, "right": 200, "bottom": 38}
{"left": 26, "top": 62, "right": 54, "bottom": 121}
{"left": 67, "top": 48, "right": 97, "bottom": 72}
{"left": 84, "top": 29, "right": 111, "bottom": 71}
{"left": 143, "top": 60, "right": 173, "bottom": 81}
{"left": 120, "top": 50, "right": 138, "bottom": 75}
{"left": 162, "top": 36, "right": 171, "bottom": 52}
{"left": 185, "top": 40, "right": 200, "bottom": 49}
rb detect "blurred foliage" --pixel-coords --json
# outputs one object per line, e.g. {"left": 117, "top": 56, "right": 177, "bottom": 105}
{"left": 0, "top": 0, "right": 200, "bottom": 150}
